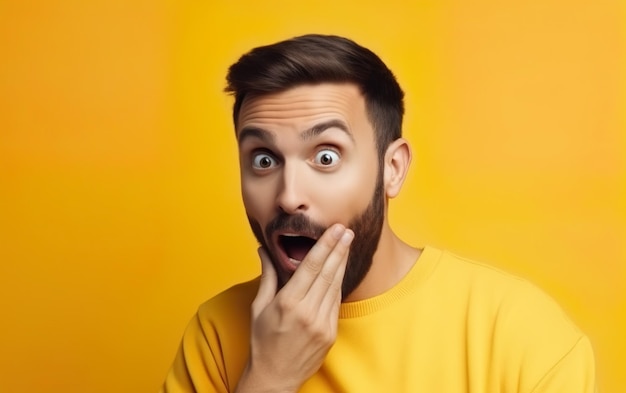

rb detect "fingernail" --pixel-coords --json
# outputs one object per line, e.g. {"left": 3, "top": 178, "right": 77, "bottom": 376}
{"left": 341, "top": 230, "right": 354, "bottom": 245}
{"left": 332, "top": 224, "right": 345, "bottom": 239}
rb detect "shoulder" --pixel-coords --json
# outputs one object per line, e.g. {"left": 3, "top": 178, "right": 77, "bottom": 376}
{"left": 182, "top": 278, "right": 260, "bottom": 370}
{"left": 162, "top": 278, "right": 260, "bottom": 392}
{"left": 196, "top": 277, "right": 260, "bottom": 327}
{"left": 432, "top": 248, "right": 535, "bottom": 292}
{"left": 431, "top": 248, "right": 582, "bottom": 337}
{"left": 431, "top": 248, "right": 594, "bottom": 391}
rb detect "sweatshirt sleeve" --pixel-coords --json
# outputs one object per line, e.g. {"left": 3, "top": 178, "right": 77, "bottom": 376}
{"left": 530, "top": 335, "right": 598, "bottom": 393}
{"left": 160, "top": 312, "right": 229, "bottom": 393}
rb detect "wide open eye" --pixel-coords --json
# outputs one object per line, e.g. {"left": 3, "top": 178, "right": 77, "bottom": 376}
{"left": 252, "top": 152, "right": 278, "bottom": 169}
{"left": 313, "top": 149, "right": 340, "bottom": 167}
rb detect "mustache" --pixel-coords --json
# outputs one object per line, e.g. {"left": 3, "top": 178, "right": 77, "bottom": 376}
{"left": 265, "top": 213, "right": 326, "bottom": 240}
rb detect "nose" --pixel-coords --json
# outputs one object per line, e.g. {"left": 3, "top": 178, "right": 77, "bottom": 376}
{"left": 276, "top": 162, "right": 308, "bottom": 214}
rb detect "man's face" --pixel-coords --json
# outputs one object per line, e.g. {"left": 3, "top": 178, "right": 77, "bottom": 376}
{"left": 236, "top": 83, "right": 384, "bottom": 299}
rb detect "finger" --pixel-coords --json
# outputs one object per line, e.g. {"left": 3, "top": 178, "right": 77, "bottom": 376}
{"left": 323, "top": 265, "right": 344, "bottom": 338}
{"left": 252, "top": 247, "right": 278, "bottom": 316}
{"left": 282, "top": 224, "right": 346, "bottom": 299}
{"left": 318, "top": 240, "right": 349, "bottom": 319}
{"left": 308, "top": 229, "right": 352, "bottom": 309}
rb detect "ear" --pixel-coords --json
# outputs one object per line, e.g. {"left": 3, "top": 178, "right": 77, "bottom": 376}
{"left": 383, "top": 138, "right": 412, "bottom": 199}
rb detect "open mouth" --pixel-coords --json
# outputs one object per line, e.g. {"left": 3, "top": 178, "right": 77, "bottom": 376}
{"left": 279, "top": 234, "right": 317, "bottom": 263}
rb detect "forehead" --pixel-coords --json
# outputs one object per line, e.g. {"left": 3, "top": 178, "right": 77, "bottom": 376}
{"left": 236, "top": 83, "right": 369, "bottom": 134}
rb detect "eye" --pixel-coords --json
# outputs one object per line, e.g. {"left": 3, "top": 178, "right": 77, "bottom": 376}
{"left": 252, "top": 152, "right": 278, "bottom": 169}
{"left": 313, "top": 149, "right": 340, "bottom": 167}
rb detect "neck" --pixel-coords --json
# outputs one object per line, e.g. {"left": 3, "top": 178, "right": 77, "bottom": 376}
{"left": 343, "top": 221, "right": 421, "bottom": 302}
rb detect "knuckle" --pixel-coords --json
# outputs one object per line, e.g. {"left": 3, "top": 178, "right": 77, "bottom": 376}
{"left": 310, "top": 324, "right": 333, "bottom": 345}
{"left": 295, "top": 309, "right": 316, "bottom": 327}
{"left": 275, "top": 294, "right": 297, "bottom": 312}
{"left": 318, "top": 269, "right": 335, "bottom": 286}
{"left": 303, "top": 255, "right": 324, "bottom": 273}
{"left": 295, "top": 314, "right": 334, "bottom": 343}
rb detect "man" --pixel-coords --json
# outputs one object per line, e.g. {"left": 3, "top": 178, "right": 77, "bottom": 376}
{"left": 162, "top": 34, "right": 596, "bottom": 392}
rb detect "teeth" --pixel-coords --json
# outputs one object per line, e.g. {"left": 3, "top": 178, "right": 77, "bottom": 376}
{"left": 289, "top": 257, "right": 302, "bottom": 266}
{"left": 281, "top": 233, "right": 315, "bottom": 239}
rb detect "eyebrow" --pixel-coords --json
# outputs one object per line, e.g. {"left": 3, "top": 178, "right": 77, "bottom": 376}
{"left": 237, "top": 126, "right": 274, "bottom": 146}
{"left": 237, "top": 119, "right": 354, "bottom": 146}
{"left": 300, "top": 119, "right": 354, "bottom": 142}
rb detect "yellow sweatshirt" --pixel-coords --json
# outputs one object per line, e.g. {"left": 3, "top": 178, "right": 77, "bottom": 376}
{"left": 161, "top": 246, "right": 597, "bottom": 392}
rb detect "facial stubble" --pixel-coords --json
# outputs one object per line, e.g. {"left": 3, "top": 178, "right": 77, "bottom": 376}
{"left": 247, "top": 173, "right": 384, "bottom": 300}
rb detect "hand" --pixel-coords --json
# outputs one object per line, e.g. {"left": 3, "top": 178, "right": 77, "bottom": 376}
{"left": 235, "top": 224, "right": 354, "bottom": 393}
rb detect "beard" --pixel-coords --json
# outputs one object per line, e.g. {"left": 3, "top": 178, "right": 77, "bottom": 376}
{"left": 247, "top": 172, "right": 384, "bottom": 300}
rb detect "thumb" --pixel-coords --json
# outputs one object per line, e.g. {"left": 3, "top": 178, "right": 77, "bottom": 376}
{"left": 252, "top": 247, "right": 278, "bottom": 314}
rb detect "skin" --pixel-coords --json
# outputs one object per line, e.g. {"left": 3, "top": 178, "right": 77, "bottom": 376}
{"left": 234, "top": 83, "right": 420, "bottom": 392}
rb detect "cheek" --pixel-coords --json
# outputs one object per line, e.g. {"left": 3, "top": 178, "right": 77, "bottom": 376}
{"left": 312, "top": 166, "right": 377, "bottom": 223}
{"left": 241, "top": 179, "right": 274, "bottom": 222}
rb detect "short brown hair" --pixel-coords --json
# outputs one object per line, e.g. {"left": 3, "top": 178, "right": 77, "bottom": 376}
{"left": 225, "top": 34, "right": 405, "bottom": 158}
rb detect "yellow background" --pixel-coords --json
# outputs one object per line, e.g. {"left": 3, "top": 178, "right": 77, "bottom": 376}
{"left": 0, "top": 1, "right": 623, "bottom": 392}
